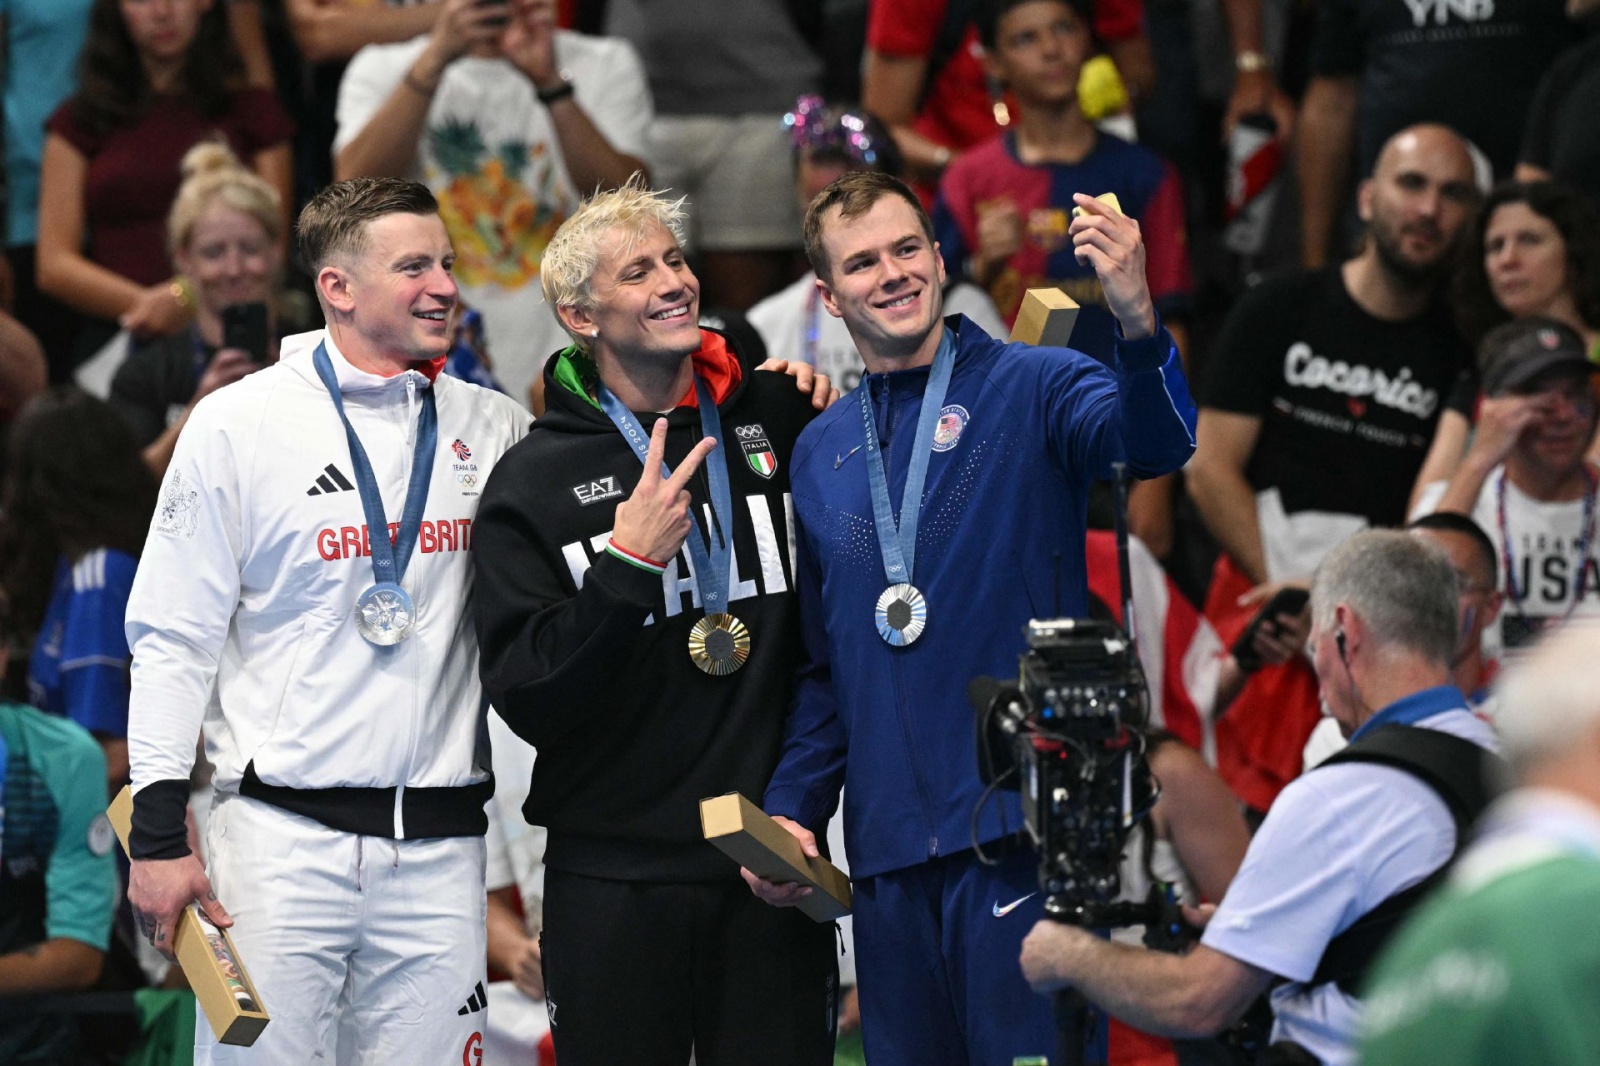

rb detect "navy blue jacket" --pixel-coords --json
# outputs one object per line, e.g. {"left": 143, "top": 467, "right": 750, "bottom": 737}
{"left": 763, "top": 315, "right": 1197, "bottom": 879}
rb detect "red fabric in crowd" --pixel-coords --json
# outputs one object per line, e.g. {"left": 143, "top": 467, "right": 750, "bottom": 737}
{"left": 1203, "top": 553, "right": 1323, "bottom": 814}
{"left": 45, "top": 88, "right": 294, "bottom": 286}
{"left": 867, "top": 0, "right": 1147, "bottom": 162}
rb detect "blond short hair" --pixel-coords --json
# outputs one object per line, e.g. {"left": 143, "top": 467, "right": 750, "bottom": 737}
{"left": 167, "top": 141, "right": 282, "bottom": 257}
{"left": 541, "top": 175, "right": 684, "bottom": 351}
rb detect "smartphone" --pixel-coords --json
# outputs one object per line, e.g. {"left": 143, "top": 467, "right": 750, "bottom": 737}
{"left": 1230, "top": 587, "right": 1310, "bottom": 672}
{"left": 476, "top": 0, "right": 511, "bottom": 28}
{"left": 221, "top": 302, "right": 270, "bottom": 365}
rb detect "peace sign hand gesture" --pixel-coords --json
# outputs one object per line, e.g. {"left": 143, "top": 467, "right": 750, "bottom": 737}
{"left": 611, "top": 418, "right": 718, "bottom": 565}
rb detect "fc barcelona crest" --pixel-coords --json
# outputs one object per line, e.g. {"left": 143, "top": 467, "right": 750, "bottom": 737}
{"left": 735, "top": 423, "right": 778, "bottom": 479}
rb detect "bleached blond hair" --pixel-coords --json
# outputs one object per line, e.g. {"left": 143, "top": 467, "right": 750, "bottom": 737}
{"left": 540, "top": 175, "right": 686, "bottom": 351}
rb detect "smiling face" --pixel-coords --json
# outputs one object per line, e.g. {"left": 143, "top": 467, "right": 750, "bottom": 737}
{"left": 175, "top": 201, "right": 278, "bottom": 316}
{"left": 565, "top": 219, "right": 702, "bottom": 372}
{"left": 1485, "top": 201, "right": 1574, "bottom": 320}
{"left": 814, "top": 194, "right": 946, "bottom": 369}
{"left": 1512, "top": 368, "right": 1599, "bottom": 477}
{"left": 329, "top": 211, "right": 458, "bottom": 364}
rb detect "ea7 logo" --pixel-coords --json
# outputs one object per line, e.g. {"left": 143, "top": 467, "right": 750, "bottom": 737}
{"left": 572, "top": 476, "right": 624, "bottom": 506}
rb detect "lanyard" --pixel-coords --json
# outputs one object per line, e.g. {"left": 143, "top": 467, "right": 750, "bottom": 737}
{"left": 859, "top": 329, "right": 955, "bottom": 587}
{"left": 312, "top": 343, "right": 438, "bottom": 590}
{"left": 1497, "top": 464, "right": 1598, "bottom": 620}
{"left": 596, "top": 376, "right": 733, "bottom": 615}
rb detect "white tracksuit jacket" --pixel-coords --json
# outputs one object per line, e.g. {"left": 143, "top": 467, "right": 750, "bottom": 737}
{"left": 126, "top": 331, "right": 528, "bottom": 835}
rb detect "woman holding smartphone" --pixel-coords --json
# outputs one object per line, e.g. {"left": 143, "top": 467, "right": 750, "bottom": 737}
{"left": 36, "top": 0, "right": 293, "bottom": 363}
{"left": 109, "top": 142, "right": 294, "bottom": 476}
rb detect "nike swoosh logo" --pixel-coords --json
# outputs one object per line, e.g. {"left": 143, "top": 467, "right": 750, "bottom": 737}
{"left": 835, "top": 444, "right": 864, "bottom": 469}
{"left": 992, "top": 892, "right": 1037, "bottom": 918}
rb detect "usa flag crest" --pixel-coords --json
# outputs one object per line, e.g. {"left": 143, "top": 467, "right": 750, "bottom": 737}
{"left": 452, "top": 439, "right": 472, "bottom": 461}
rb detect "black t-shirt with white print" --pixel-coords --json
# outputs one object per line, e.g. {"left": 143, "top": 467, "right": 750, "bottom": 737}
{"left": 1201, "top": 267, "right": 1470, "bottom": 525}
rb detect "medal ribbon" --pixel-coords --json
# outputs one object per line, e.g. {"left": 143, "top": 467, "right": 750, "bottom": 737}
{"left": 312, "top": 342, "right": 438, "bottom": 591}
{"left": 1497, "top": 464, "right": 1598, "bottom": 622}
{"left": 597, "top": 376, "right": 733, "bottom": 616}
{"left": 859, "top": 328, "right": 956, "bottom": 588}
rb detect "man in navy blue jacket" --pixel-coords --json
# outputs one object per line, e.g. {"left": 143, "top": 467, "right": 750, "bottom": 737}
{"left": 744, "top": 169, "right": 1197, "bottom": 1065}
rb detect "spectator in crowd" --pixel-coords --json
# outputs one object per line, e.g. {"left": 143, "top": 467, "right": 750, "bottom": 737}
{"left": 747, "top": 171, "right": 1194, "bottom": 1065}
{"left": 748, "top": 95, "right": 1005, "bottom": 395}
{"left": 1296, "top": 0, "right": 1567, "bottom": 268}
{"left": 473, "top": 182, "right": 837, "bottom": 1065}
{"left": 1516, "top": 16, "right": 1600, "bottom": 213}
{"left": 0, "top": 589, "right": 119, "bottom": 1061}
{"left": 933, "top": 0, "right": 1193, "bottom": 353}
{"left": 1186, "top": 123, "right": 1478, "bottom": 813}
{"left": 109, "top": 142, "right": 289, "bottom": 477}
{"left": 1458, "top": 181, "right": 1600, "bottom": 354}
{"left": 1019, "top": 529, "right": 1501, "bottom": 1066}
{"left": 0, "top": 310, "right": 48, "bottom": 432}
{"left": 1304, "top": 511, "right": 1504, "bottom": 769}
{"left": 124, "top": 177, "right": 529, "bottom": 1062}
{"left": 0, "top": 388, "right": 155, "bottom": 797}
{"left": 35, "top": 0, "right": 294, "bottom": 365}
{"left": 2, "top": 0, "right": 94, "bottom": 380}
{"left": 861, "top": 0, "right": 1150, "bottom": 196}
{"left": 336, "top": 0, "right": 650, "bottom": 411}
{"left": 1414, "top": 318, "right": 1600, "bottom": 657}
{"left": 1360, "top": 619, "right": 1600, "bottom": 1066}
{"left": 284, "top": 0, "right": 443, "bottom": 201}
{"left": 933, "top": 0, "right": 1194, "bottom": 560}
{"left": 1408, "top": 180, "right": 1600, "bottom": 511}
{"left": 1217, "top": 0, "right": 1296, "bottom": 143}
{"left": 597, "top": 0, "right": 822, "bottom": 309}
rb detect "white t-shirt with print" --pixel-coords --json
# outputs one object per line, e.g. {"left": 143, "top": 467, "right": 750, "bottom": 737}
{"left": 337, "top": 32, "right": 653, "bottom": 407}
{"left": 1415, "top": 462, "right": 1600, "bottom": 659}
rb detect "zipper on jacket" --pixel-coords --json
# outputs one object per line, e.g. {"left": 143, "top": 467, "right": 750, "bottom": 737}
{"left": 394, "top": 371, "right": 423, "bottom": 838}
{"left": 890, "top": 653, "right": 940, "bottom": 858}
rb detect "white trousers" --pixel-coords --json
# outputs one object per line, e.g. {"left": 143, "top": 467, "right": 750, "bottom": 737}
{"left": 197, "top": 793, "right": 488, "bottom": 1065}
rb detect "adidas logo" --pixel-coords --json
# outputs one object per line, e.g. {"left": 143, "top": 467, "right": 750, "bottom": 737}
{"left": 457, "top": 981, "right": 488, "bottom": 1016}
{"left": 306, "top": 464, "right": 356, "bottom": 497}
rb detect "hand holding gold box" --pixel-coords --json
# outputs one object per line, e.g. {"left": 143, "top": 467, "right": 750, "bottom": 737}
{"left": 700, "top": 793, "right": 852, "bottom": 922}
{"left": 108, "top": 787, "right": 269, "bottom": 1046}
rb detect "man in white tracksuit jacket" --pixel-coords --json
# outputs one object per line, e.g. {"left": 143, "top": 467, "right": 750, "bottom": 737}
{"left": 124, "top": 178, "right": 528, "bottom": 1064}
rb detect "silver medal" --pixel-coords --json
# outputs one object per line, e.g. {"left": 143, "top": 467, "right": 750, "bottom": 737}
{"left": 355, "top": 582, "right": 415, "bottom": 646}
{"left": 874, "top": 583, "right": 928, "bottom": 646}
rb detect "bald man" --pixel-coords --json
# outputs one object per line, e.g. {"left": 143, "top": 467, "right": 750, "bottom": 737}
{"left": 1184, "top": 123, "right": 1482, "bottom": 814}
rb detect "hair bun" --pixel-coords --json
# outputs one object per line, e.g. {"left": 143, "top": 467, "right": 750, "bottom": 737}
{"left": 180, "top": 140, "right": 245, "bottom": 181}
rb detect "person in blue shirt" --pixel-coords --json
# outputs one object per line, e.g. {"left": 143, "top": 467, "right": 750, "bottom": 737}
{"left": 0, "top": 387, "right": 156, "bottom": 796}
{"left": 744, "top": 169, "right": 1197, "bottom": 1066}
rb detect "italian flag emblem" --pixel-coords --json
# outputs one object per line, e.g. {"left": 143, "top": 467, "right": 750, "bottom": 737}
{"left": 736, "top": 423, "right": 778, "bottom": 479}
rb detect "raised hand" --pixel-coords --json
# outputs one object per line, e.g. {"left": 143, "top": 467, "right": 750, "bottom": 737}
{"left": 610, "top": 417, "right": 718, "bottom": 565}
{"left": 1069, "top": 192, "right": 1156, "bottom": 340}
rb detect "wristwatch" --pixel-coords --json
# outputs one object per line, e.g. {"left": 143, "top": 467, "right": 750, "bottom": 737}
{"left": 1235, "top": 50, "right": 1270, "bottom": 74}
{"left": 536, "top": 77, "right": 575, "bottom": 105}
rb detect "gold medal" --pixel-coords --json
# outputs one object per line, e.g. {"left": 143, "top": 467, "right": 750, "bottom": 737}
{"left": 689, "top": 613, "right": 751, "bottom": 675}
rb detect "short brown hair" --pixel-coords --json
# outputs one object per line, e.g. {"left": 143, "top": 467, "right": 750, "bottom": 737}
{"left": 803, "top": 170, "right": 936, "bottom": 281}
{"left": 296, "top": 177, "right": 439, "bottom": 275}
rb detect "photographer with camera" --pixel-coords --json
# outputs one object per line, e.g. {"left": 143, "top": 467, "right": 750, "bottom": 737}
{"left": 1019, "top": 530, "right": 1502, "bottom": 1065}
{"left": 744, "top": 169, "right": 1196, "bottom": 1065}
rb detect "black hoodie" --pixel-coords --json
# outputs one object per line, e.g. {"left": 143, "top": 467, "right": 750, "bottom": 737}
{"left": 473, "top": 331, "right": 818, "bottom": 881}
